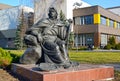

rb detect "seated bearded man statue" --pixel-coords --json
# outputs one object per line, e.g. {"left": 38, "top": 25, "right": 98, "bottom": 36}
{"left": 20, "top": 7, "right": 79, "bottom": 71}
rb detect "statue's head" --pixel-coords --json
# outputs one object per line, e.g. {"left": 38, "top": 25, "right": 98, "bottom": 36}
{"left": 48, "top": 7, "right": 58, "bottom": 19}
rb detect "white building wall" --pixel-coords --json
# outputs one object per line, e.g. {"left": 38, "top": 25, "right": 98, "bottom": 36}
{"left": 34, "top": 0, "right": 91, "bottom": 23}
{"left": 34, "top": 0, "right": 66, "bottom": 23}
{"left": 66, "top": 0, "right": 91, "bottom": 31}
{"left": 107, "top": 7, "right": 120, "bottom": 16}
{"left": 0, "top": 5, "right": 33, "bottom": 30}
{"left": 66, "top": 0, "right": 91, "bottom": 19}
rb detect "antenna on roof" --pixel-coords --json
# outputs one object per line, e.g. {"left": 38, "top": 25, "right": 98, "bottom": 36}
{"left": 73, "top": 2, "right": 82, "bottom": 9}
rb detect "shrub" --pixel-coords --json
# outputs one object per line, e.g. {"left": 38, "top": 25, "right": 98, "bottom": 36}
{"left": 108, "top": 36, "right": 116, "bottom": 49}
{"left": 8, "top": 50, "right": 24, "bottom": 63}
{"left": 104, "top": 44, "right": 111, "bottom": 50}
{"left": 115, "top": 43, "right": 120, "bottom": 50}
{"left": 0, "top": 48, "right": 24, "bottom": 68}
{"left": 0, "top": 48, "right": 13, "bottom": 68}
{"left": 108, "top": 36, "right": 116, "bottom": 45}
{"left": 71, "top": 46, "right": 87, "bottom": 50}
{"left": 10, "top": 53, "right": 21, "bottom": 63}
{"left": 104, "top": 36, "right": 116, "bottom": 50}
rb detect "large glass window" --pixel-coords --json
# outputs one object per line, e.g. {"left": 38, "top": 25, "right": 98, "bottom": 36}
{"left": 117, "top": 22, "right": 120, "bottom": 29}
{"left": 84, "top": 15, "right": 93, "bottom": 25}
{"left": 101, "top": 34, "right": 107, "bottom": 46}
{"left": 100, "top": 16, "right": 106, "bottom": 25}
{"left": 116, "top": 36, "right": 120, "bottom": 42}
{"left": 86, "top": 34, "right": 94, "bottom": 45}
{"left": 74, "top": 34, "right": 94, "bottom": 46}
{"left": 74, "top": 17, "right": 80, "bottom": 25}
{"left": 74, "top": 15, "right": 93, "bottom": 25}
{"left": 109, "top": 19, "right": 114, "bottom": 27}
{"left": 80, "top": 16, "right": 85, "bottom": 25}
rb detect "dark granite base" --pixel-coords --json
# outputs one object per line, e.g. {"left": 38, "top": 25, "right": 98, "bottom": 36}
{"left": 11, "top": 63, "right": 114, "bottom": 81}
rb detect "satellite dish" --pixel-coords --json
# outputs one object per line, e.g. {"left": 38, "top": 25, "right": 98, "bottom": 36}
{"left": 73, "top": 2, "right": 82, "bottom": 9}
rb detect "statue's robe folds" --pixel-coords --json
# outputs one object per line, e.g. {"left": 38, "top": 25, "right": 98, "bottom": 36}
{"left": 33, "top": 18, "right": 70, "bottom": 65}
{"left": 20, "top": 18, "right": 79, "bottom": 71}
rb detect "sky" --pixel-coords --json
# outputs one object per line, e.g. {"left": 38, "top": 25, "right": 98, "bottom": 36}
{"left": 0, "top": 0, "right": 34, "bottom": 8}
{"left": 83, "top": 0, "right": 120, "bottom": 8}
{"left": 0, "top": 0, "right": 19, "bottom": 6}
{"left": 0, "top": 0, "right": 120, "bottom": 8}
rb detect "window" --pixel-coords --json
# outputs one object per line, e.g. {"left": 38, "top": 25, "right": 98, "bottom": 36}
{"left": 84, "top": 15, "right": 93, "bottom": 25}
{"left": 109, "top": 19, "right": 114, "bottom": 27}
{"left": 80, "top": 16, "right": 85, "bottom": 25}
{"left": 74, "top": 34, "right": 94, "bottom": 46}
{"left": 100, "top": 16, "right": 106, "bottom": 25}
{"left": 86, "top": 34, "right": 94, "bottom": 45}
{"left": 80, "top": 15, "right": 93, "bottom": 25}
{"left": 117, "top": 22, "right": 120, "bottom": 29}
{"left": 101, "top": 34, "right": 107, "bottom": 46}
{"left": 74, "top": 17, "right": 80, "bottom": 25}
{"left": 116, "top": 36, "right": 120, "bottom": 42}
{"left": 74, "top": 15, "right": 93, "bottom": 25}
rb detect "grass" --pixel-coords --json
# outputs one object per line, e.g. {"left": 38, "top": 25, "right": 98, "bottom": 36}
{"left": 3, "top": 49, "right": 120, "bottom": 81}
{"left": 69, "top": 51, "right": 120, "bottom": 64}
{"left": 4, "top": 49, "right": 120, "bottom": 64}
{"left": 5, "top": 49, "right": 120, "bottom": 64}
{"left": 69, "top": 51, "right": 120, "bottom": 81}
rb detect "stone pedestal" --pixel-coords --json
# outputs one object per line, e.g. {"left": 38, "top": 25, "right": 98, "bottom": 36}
{"left": 11, "top": 63, "right": 114, "bottom": 81}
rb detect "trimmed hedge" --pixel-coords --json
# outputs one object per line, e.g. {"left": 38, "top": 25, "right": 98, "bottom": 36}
{"left": 0, "top": 48, "right": 12, "bottom": 68}
{"left": 0, "top": 48, "right": 23, "bottom": 68}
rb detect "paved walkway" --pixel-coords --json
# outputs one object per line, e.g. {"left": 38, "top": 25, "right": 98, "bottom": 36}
{"left": 93, "top": 49, "right": 120, "bottom": 52}
{"left": 72, "top": 49, "right": 120, "bottom": 52}
{"left": 88, "top": 64, "right": 120, "bottom": 71}
{"left": 81, "top": 64, "right": 120, "bottom": 71}
{"left": 102, "top": 64, "right": 120, "bottom": 71}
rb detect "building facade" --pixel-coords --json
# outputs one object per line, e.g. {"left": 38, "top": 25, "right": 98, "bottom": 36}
{"left": 0, "top": 5, "right": 34, "bottom": 48}
{"left": 0, "top": 3, "right": 12, "bottom": 10}
{"left": 73, "top": 5, "right": 120, "bottom": 47}
{"left": 34, "top": 0, "right": 91, "bottom": 23}
{"left": 107, "top": 6, "right": 120, "bottom": 16}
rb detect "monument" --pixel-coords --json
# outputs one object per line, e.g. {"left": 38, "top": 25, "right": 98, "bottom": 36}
{"left": 11, "top": 0, "right": 114, "bottom": 81}
{"left": 19, "top": 7, "right": 79, "bottom": 71}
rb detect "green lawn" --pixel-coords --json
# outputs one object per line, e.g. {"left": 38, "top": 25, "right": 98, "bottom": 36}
{"left": 7, "top": 50, "right": 120, "bottom": 64}
{"left": 69, "top": 51, "right": 120, "bottom": 64}
{"left": 69, "top": 51, "right": 120, "bottom": 81}
{"left": 7, "top": 50, "right": 120, "bottom": 81}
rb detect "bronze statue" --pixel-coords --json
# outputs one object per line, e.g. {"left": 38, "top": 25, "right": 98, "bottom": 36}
{"left": 20, "top": 7, "right": 79, "bottom": 71}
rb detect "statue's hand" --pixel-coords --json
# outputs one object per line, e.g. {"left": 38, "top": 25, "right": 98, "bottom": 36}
{"left": 31, "top": 30, "right": 39, "bottom": 36}
{"left": 37, "top": 34, "right": 43, "bottom": 43}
